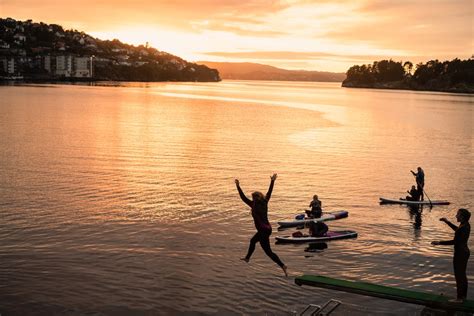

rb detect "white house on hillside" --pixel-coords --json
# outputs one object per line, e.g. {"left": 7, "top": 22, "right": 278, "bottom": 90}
{"left": 13, "top": 33, "right": 26, "bottom": 42}
{"left": 73, "top": 57, "right": 92, "bottom": 77}
{"left": 56, "top": 55, "right": 73, "bottom": 77}
{"left": 0, "top": 57, "right": 16, "bottom": 74}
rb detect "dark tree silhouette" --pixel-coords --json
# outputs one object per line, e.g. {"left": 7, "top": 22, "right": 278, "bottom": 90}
{"left": 343, "top": 58, "right": 474, "bottom": 93}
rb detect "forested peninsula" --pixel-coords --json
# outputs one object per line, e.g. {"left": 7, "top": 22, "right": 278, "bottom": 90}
{"left": 0, "top": 18, "right": 220, "bottom": 82}
{"left": 342, "top": 59, "right": 474, "bottom": 93}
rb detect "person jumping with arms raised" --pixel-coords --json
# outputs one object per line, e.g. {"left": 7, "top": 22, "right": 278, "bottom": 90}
{"left": 235, "top": 174, "right": 288, "bottom": 277}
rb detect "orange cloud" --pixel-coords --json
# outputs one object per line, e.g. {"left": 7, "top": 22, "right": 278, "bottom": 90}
{"left": 324, "top": 0, "right": 472, "bottom": 55}
{"left": 3, "top": 0, "right": 472, "bottom": 72}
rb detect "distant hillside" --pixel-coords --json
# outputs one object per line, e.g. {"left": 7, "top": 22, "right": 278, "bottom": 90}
{"left": 0, "top": 18, "right": 220, "bottom": 82}
{"left": 197, "top": 61, "right": 345, "bottom": 82}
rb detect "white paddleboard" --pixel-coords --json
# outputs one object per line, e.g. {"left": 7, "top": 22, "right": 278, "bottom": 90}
{"left": 277, "top": 210, "right": 348, "bottom": 228}
{"left": 275, "top": 230, "right": 358, "bottom": 243}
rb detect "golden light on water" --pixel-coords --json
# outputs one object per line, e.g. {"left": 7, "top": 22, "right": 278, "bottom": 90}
{"left": 1, "top": 0, "right": 473, "bottom": 313}
{"left": 1, "top": 80, "right": 473, "bottom": 314}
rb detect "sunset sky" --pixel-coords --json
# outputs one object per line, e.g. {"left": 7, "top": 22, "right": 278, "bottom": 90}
{"left": 2, "top": 0, "right": 472, "bottom": 72}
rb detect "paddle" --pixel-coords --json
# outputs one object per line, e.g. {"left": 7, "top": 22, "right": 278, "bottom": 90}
{"left": 422, "top": 188, "right": 433, "bottom": 208}
{"left": 411, "top": 171, "right": 432, "bottom": 208}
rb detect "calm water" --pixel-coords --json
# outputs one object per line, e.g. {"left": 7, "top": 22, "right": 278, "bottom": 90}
{"left": 0, "top": 81, "right": 472, "bottom": 315}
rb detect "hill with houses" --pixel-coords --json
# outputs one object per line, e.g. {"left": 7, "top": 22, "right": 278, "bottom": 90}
{"left": 0, "top": 18, "right": 220, "bottom": 82}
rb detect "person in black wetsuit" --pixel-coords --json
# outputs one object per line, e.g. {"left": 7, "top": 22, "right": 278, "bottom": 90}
{"left": 406, "top": 185, "right": 421, "bottom": 201}
{"left": 432, "top": 208, "right": 471, "bottom": 302}
{"left": 306, "top": 195, "right": 323, "bottom": 218}
{"left": 306, "top": 195, "right": 328, "bottom": 237}
{"left": 235, "top": 174, "right": 288, "bottom": 276}
{"left": 308, "top": 220, "right": 328, "bottom": 237}
{"left": 411, "top": 167, "right": 425, "bottom": 201}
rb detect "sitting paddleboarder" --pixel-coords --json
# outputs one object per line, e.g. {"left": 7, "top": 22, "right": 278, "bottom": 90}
{"left": 235, "top": 174, "right": 288, "bottom": 277}
{"left": 411, "top": 167, "right": 425, "bottom": 201}
{"left": 306, "top": 195, "right": 323, "bottom": 218}
{"left": 406, "top": 185, "right": 421, "bottom": 201}
{"left": 431, "top": 208, "right": 471, "bottom": 302}
{"left": 308, "top": 220, "right": 328, "bottom": 237}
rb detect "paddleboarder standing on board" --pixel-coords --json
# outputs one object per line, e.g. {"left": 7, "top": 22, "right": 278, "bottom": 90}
{"left": 432, "top": 208, "right": 471, "bottom": 302}
{"left": 235, "top": 174, "right": 288, "bottom": 277}
{"left": 411, "top": 167, "right": 425, "bottom": 201}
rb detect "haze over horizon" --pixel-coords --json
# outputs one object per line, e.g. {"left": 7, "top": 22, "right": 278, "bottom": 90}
{"left": 2, "top": 0, "right": 472, "bottom": 72}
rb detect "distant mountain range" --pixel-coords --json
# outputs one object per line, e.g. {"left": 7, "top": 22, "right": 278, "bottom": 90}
{"left": 197, "top": 61, "right": 346, "bottom": 82}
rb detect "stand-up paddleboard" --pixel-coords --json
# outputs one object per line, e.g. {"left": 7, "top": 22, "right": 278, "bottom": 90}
{"left": 277, "top": 210, "right": 348, "bottom": 228}
{"left": 379, "top": 197, "right": 450, "bottom": 205}
{"left": 275, "top": 230, "right": 357, "bottom": 243}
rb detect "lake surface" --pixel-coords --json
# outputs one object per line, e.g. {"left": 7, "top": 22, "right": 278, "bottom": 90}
{"left": 0, "top": 81, "right": 472, "bottom": 315}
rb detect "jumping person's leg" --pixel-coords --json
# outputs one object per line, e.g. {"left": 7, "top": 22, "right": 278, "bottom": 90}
{"left": 259, "top": 232, "right": 287, "bottom": 276}
{"left": 242, "top": 232, "right": 261, "bottom": 262}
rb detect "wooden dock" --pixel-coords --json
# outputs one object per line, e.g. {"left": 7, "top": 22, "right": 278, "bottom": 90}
{"left": 295, "top": 275, "right": 474, "bottom": 313}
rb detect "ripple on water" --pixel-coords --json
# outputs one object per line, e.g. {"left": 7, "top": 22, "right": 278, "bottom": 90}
{"left": 0, "top": 82, "right": 472, "bottom": 315}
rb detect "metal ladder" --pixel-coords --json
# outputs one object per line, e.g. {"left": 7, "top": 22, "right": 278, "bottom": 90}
{"left": 299, "top": 299, "right": 342, "bottom": 316}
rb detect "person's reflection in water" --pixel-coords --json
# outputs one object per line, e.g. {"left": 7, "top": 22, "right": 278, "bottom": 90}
{"left": 305, "top": 242, "right": 328, "bottom": 253}
{"left": 408, "top": 204, "right": 423, "bottom": 230}
{"left": 408, "top": 204, "right": 423, "bottom": 240}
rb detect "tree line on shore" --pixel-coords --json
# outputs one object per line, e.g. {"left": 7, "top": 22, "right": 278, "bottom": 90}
{"left": 343, "top": 58, "right": 474, "bottom": 93}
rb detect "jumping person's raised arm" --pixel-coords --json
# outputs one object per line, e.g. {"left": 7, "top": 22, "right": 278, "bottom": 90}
{"left": 265, "top": 173, "right": 277, "bottom": 201}
{"left": 235, "top": 179, "right": 252, "bottom": 207}
{"left": 441, "top": 217, "right": 458, "bottom": 231}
